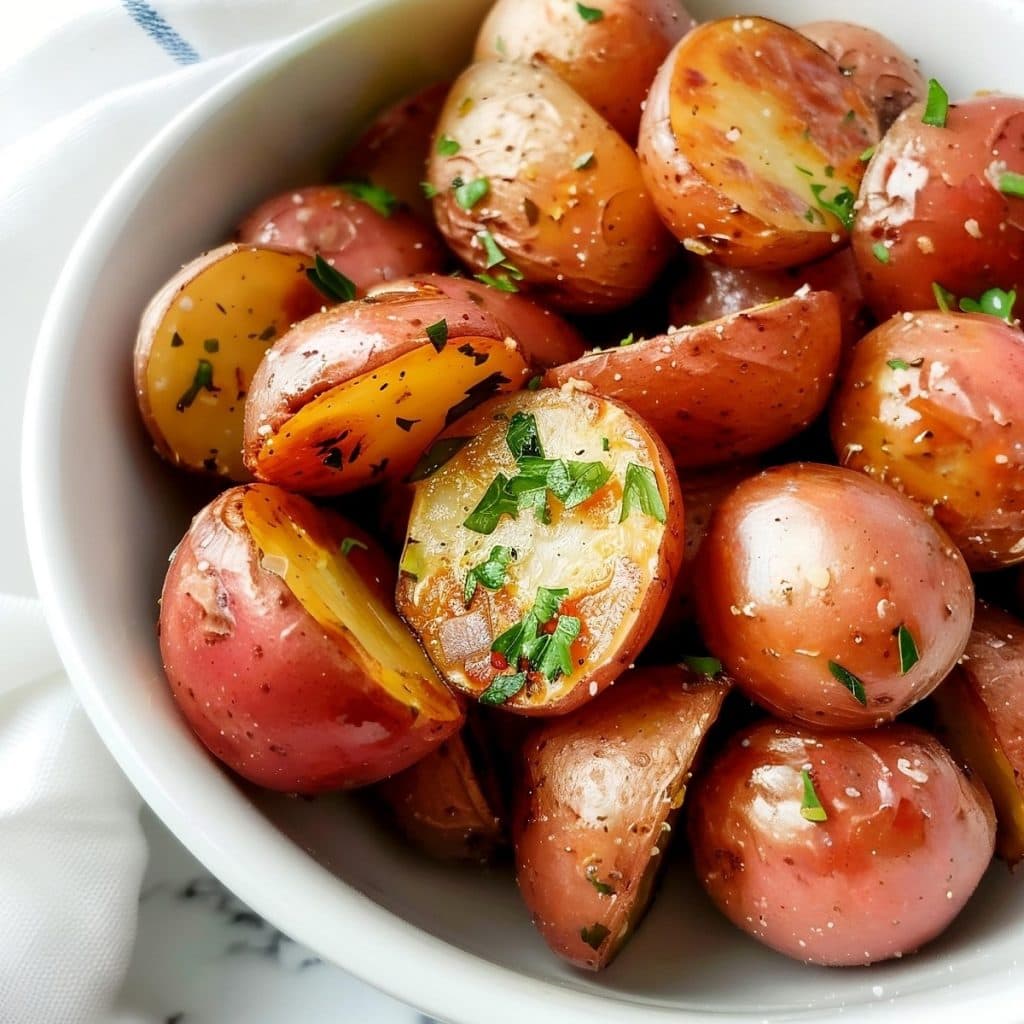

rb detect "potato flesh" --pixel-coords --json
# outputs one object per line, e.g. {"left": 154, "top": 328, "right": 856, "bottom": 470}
{"left": 252, "top": 336, "right": 529, "bottom": 495}
{"left": 241, "top": 488, "right": 459, "bottom": 724}
{"left": 669, "top": 17, "right": 874, "bottom": 236}
{"left": 143, "top": 247, "right": 321, "bottom": 478}
{"left": 401, "top": 390, "right": 672, "bottom": 710}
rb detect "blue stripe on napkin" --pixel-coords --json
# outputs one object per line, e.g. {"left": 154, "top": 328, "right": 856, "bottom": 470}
{"left": 121, "top": 0, "right": 200, "bottom": 65}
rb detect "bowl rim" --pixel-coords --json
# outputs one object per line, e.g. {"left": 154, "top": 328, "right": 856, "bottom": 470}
{"left": 21, "top": 2, "right": 1024, "bottom": 1021}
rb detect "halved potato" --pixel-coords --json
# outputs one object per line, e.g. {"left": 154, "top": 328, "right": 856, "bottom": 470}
{"left": 396, "top": 388, "right": 684, "bottom": 715}
{"left": 544, "top": 291, "right": 842, "bottom": 469}
{"left": 638, "top": 16, "right": 877, "bottom": 268}
{"left": 932, "top": 601, "right": 1024, "bottom": 866}
{"left": 134, "top": 244, "right": 324, "bottom": 479}
{"left": 515, "top": 665, "right": 730, "bottom": 970}
{"left": 243, "top": 286, "right": 532, "bottom": 495}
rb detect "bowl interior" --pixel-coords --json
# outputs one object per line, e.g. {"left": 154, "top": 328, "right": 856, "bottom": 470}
{"left": 24, "top": 0, "right": 1024, "bottom": 1021}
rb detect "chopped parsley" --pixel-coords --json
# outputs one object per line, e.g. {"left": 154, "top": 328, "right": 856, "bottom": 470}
{"left": 871, "top": 242, "right": 891, "bottom": 264}
{"left": 488, "top": 586, "right": 579, "bottom": 691}
{"left": 399, "top": 541, "right": 425, "bottom": 581}
{"left": 683, "top": 655, "right": 723, "bottom": 677}
{"left": 176, "top": 359, "right": 217, "bottom": 411}
{"left": 585, "top": 864, "right": 615, "bottom": 896}
{"left": 306, "top": 254, "right": 357, "bottom": 302}
{"left": 454, "top": 176, "right": 490, "bottom": 210}
{"left": 477, "top": 229, "right": 507, "bottom": 269}
{"left": 998, "top": 171, "right": 1024, "bottom": 197}
{"left": 828, "top": 660, "right": 867, "bottom": 706}
{"left": 464, "top": 545, "right": 514, "bottom": 604}
{"left": 859, "top": 145, "right": 876, "bottom": 162}
{"left": 800, "top": 769, "right": 828, "bottom": 823}
{"left": 897, "top": 624, "right": 920, "bottom": 675}
{"left": 601, "top": 437, "right": 610, "bottom": 452}
{"left": 479, "top": 672, "right": 527, "bottom": 705}
{"left": 810, "top": 183, "right": 856, "bottom": 230}
{"left": 339, "top": 537, "right": 368, "bottom": 558}
{"left": 932, "top": 281, "right": 955, "bottom": 312}
{"left": 922, "top": 78, "right": 950, "bottom": 128}
{"left": 475, "top": 271, "right": 519, "bottom": 292}
{"left": 575, "top": 2, "right": 604, "bottom": 22}
{"left": 580, "top": 923, "right": 610, "bottom": 949}
{"left": 341, "top": 180, "right": 397, "bottom": 217}
{"left": 464, "top": 472, "right": 519, "bottom": 533}
{"left": 619, "top": 463, "right": 667, "bottom": 524}
{"left": 526, "top": 374, "right": 543, "bottom": 391}
{"left": 573, "top": 151, "right": 595, "bottom": 170}
{"left": 887, "top": 358, "right": 911, "bottom": 371}
{"left": 425, "top": 319, "right": 448, "bottom": 352}
{"left": 619, "top": 332, "right": 636, "bottom": 347}
{"left": 407, "top": 436, "right": 472, "bottom": 482}
{"left": 420, "top": 181, "right": 439, "bottom": 199}
{"left": 506, "top": 412, "right": 545, "bottom": 460}
{"left": 436, "top": 135, "right": 461, "bottom": 156}
{"left": 959, "top": 286, "right": 1017, "bottom": 323}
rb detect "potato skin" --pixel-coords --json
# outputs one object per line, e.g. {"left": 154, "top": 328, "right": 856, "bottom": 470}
{"left": 932, "top": 601, "right": 1024, "bottom": 865}
{"left": 366, "top": 273, "right": 586, "bottom": 370}
{"left": 237, "top": 185, "right": 445, "bottom": 293}
{"left": 853, "top": 96, "right": 1024, "bottom": 320}
{"left": 639, "top": 17, "right": 876, "bottom": 269}
{"left": 689, "top": 721, "right": 995, "bottom": 965}
{"left": 158, "top": 484, "right": 463, "bottom": 793}
{"left": 474, "top": 0, "right": 695, "bottom": 141}
{"left": 544, "top": 291, "right": 842, "bottom": 469}
{"left": 800, "top": 21, "right": 926, "bottom": 133}
{"left": 427, "top": 60, "right": 671, "bottom": 313}
{"left": 515, "top": 666, "right": 729, "bottom": 970}
{"left": 831, "top": 312, "right": 1024, "bottom": 570}
{"left": 696, "top": 463, "right": 974, "bottom": 729}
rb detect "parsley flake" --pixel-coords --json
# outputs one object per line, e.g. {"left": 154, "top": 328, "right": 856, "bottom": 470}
{"left": 887, "top": 358, "right": 911, "bottom": 371}
{"left": 999, "top": 171, "right": 1024, "bottom": 198}
{"left": 585, "top": 864, "right": 615, "bottom": 896}
{"left": 959, "top": 287, "right": 1017, "bottom": 323}
{"left": 341, "top": 180, "right": 397, "bottom": 217}
{"left": 176, "top": 359, "right": 217, "bottom": 411}
{"left": 340, "top": 537, "right": 368, "bottom": 558}
{"left": 425, "top": 319, "right": 448, "bottom": 352}
{"left": 436, "top": 135, "right": 461, "bottom": 156}
{"left": 526, "top": 374, "right": 543, "bottom": 391}
{"left": 306, "top": 254, "right": 357, "bottom": 302}
{"left": 619, "top": 332, "right": 636, "bottom": 347}
{"left": 420, "top": 181, "right": 439, "bottom": 199}
{"left": 810, "top": 183, "right": 856, "bottom": 230}
{"left": 454, "top": 176, "right": 490, "bottom": 210}
{"left": 464, "top": 472, "right": 519, "bottom": 534}
{"left": 464, "top": 545, "right": 514, "bottom": 605}
{"left": 922, "top": 79, "right": 950, "bottom": 128}
{"left": 859, "top": 145, "right": 876, "bottom": 162}
{"left": 800, "top": 769, "right": 828, "bottom": 823}
{"left": 683, "top": 655, "right": 723, "bottom": 677}
{"left": 477, "top": 229, "right": 507, "bottom": 269}
{"left": 479, "top": 672, "right": 527, "bottom": 705}
{"left": 897, "top": 624, "right": 920, "bottom": 675}
{"left": 932, "top": 282, "right": 955, "bottom": 312}
{"left": 872, "top": 242, "right": 891, "bottom": 264}
{"left": 828, "top": 660, "right": 867, "bottom": 705}
{"left": 620, "top": 463, "right": 666, "bottom": 524}
{"left": 474, "top": 271, "right": 519, "bottom": 292}
{"left": 506, "top": 412, "right": 545, "bottom": 459}
{"left": 576, "top": 2, "right": 604, "bottom": 22}
{"left": 407, "top": 436, "right": 472, "bottom": 482}
{"left": 573, "top": 151, "right": 595, "bottom": 170}
{"left": 580, "top": 923, "right": 610, "bottom": 949}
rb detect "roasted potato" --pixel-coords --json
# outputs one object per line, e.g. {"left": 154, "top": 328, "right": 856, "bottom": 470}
{"left": 668, "top": 247, "right": 871, "bottom": 348}
{"left": 831, "top": 311, "right": 1024, "bottom": 570}
{"left": 426, "top": 60, "right": 671, "bottom": 313}
{"left": 800, "top": 21, "right": 926, "bottom": 133}
{"left": 853, "top": 95, "right": 1024, "bottom": 319}
{"left": 366, "top": 273, "right": 586, "bottom": 370}
{"left": 638, "top": 16, "right": 877, "bottom": 269}
{"left": 158, "top": 484, "right": 463, "bottom": 793}
{"left": 334, "top": 81, "right": 449, "bottom": 220}
{"left": 474, "top": 0, "right": 695, "bottom": 141}
{"left": 396, "top": 388, "right": 684, "bottom": 715}
{"left": 696, "top": 463, "right": 974, "bottom": 729}
{"left": 515, "top": 665, "right": 729, "bottom": 970}
{"left": 243, "top": 285, "right": 532, "bottom": 495}
{"left": 134, "top": 244, "right": 324, "bottom": 479}
{"left": 376, "top": 714, "right": 504, "bottom": 862}
{"left": 237, "top": 185, "right": 445, "bottom": 293}
{"left": 932, "top": 601, "right": 1024, "bottom": 866}
{"left": 544, "top": 291, "right": 842, "bottom": 469}
{"left": 689, "top": 720, "right": 995, "bottom": 965}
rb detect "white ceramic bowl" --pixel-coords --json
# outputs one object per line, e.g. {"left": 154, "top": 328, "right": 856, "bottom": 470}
{"left": 23, "top": 1, "right": 1024, "bottom": 1021}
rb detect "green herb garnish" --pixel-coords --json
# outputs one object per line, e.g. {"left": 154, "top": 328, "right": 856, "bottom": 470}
{"left": 998, "top": 171, "right": 1024, "bottom": 197}
{"left": 932, "top": 281, "right": 955, "bottom": 312}
{"left": 425, "top": 319, "right": 448, "bottom": 352}
{"left": 828, "top": 660, "right": 867, "bottom": 706}
{"left": 464, "top": 545, "right": 514, "bottom": 604}
{"left": 872, "top": 242, "right": 891, "bottom": 264}
{"left": 340, "top": 537, "right": 368, "bottom": 558}
{"left": 580, "top": 923, "right": 610, "bottom": 949}
{"left": 887, "top": 358, "right": 911, "bottom": 371}
{"left": 859, "top": 145, "right": 876, "bottom": 162}
{"left": 619, "top": 333, "right": 636, "bottom": 347}
{"left": 421, "top": 181, "right": 439, "bottom": 199}
{"left": 474, "top": 271, "right": 519, "bottom": 292}
{"left": 526, "top": 375, "right": 543, "bottom": 391}
{"left": 479, "top": 672, "right": 528, "bottom": 705}
{"left": 521, "top": 613, "right": 581, "bottom": 683}
{"left": 454, "top": 176, "right": 490, "bottom": 210}
{"left": 810, "top": 183, "right": 856, "bottom": 230}
{"left": 897, "top": 624, "right": 920, "bottom": 675}
{"left": 601, "top": 437, "right": 610, "bottom": 452}
{"left": 506, "top": 412, "right": 545, "bottom": 460}
{"left": 585, "top": 864, "right": 615, "bottom": 896}
{"left": 800, "top": 769, "right": 828, "bottom": 823}
{"left": 683, "top": 656, "right": 723, "bottom": 677}
{"left": 922, "top": 79, "right": 949, "bottom": 128}
{"left": 576, "top": 2, "right": 604, "bottom": 22}
{"left": 399, "top": 541, "right": 425, "bottom": 580}
{"left": 436, "top": 135, "right": 461, "bottom": 156}
{"left": 203, "top": 338, "right": 219, "bottom": 353}
{"left": 306, "top": 253, "right": 357, "bottom": 302}
{"left": 464, "top": 472, "right": 519, "bottom": 534}
{"left": 341, "top": 180, "right": 397, "bottom": 217}
{"left": 959, "top": 286, "right": 1017, "bottom": 323}
{"left": 176, "top": 359, "right": 217, "bottom": 411}
{"left": 620, "top": 463, "right": 667, "bottom": 524}
{"left": 573, "top": 151, "right": 595, "bottom": 170}
{"left": 477, "top": 229, "right": 507, "bottom": 269}
{"left": 407, "top": 436, "right": 472, "bottom": 482}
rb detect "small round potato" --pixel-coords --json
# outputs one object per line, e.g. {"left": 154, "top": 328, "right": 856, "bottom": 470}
{"left": 396, "top": 388, "right": 684, "bottom": 715}
{"left": 831, "top": 312, "right": 1024, "bottom": 570}
{"left": 426, "top": 60, "right": 672, "bottom": 313}
{"left": 689, "top": 721, "right": 995, "bottom": 965}
{"left": 544, "top": 291, "right": 842, "bottom": 469}
{"left": 696, "top": 463, "right": 974, "bottom": 729}
{"left": 853, "top": 96, "right": 1024, "bottom": 319}
{"left": 243, "top": 286, "right": 532, "bottom": 495}
{"left": 638, "top": 17, "right": 877, "bottom": 269}
{"left": 134, "top": 244, "right": 324, "bottom": 479}
{"left": 237, "top": 185, "right": 445, "bottom": 292}
{"left": 800, "top": 21, "right": 926, "bottom": 133}
{"left": 474, "top": 0, "right": 695, "bottom": 141}
{"left": 158, "top": 484, "right": 464, "bottom": 793}
{"left": 515, "top": 665, "right": 730, "bottom": 970}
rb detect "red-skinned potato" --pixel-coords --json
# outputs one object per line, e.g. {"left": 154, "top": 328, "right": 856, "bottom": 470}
{"left": 474, "top": 0, "right": 695, "bottom": 142}
{"left": 426, "top": 60, "right": 671, "bottom": 313}
{"left": 638, "top": 17, "right": 877, "bottom": 269}
{"left": 334, "top": 82, "right": 449, "bottom": 221}
{"left": 544, "top": 291, "right": 842, "bottom": 470}
{"left": 800, "top": 21, "right": 926, "bottom": 133}
{"left": 366, "top": 273, "right": 586, "bottom": 370}
{"left": 696, "top": 463, "right": 974, "bottom": 729}
{"left": 932, "top": 601, "right": 1024, "bottom": 866}
{"left": 158, "top": 484, "right": 463, "bottom": 793}
{"left": 396, "top": 388, "right": 684, "bottom": 715}
{"left": 515, "top": 665, "right": 730, "bottom": 970}
{"left": 668, "top": 247, "right": 871, "bottom": 348}
{"left": 376, "top": 714, "right": 504, "bottom": 862}
{"left": 689, "top": 720, "right": 995, "bottom": 965}
{"left": 237, "top": 185, "right": 445, "bottom": 293}
{"left": 831, "top": 311, "right": 1024, "bottom": 570}
{"left": 854, "top": 96, "right": 1024, "bottom": 320}
{"left": 134, "top": 244, "right": 324, "bottom": 480}
{"left": 243, "top": 286, "right": 532, "bottom": 495}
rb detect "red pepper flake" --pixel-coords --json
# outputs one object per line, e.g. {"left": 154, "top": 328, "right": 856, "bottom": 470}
{"left": 490, "top": 651, "right": 509, "bottom": 670}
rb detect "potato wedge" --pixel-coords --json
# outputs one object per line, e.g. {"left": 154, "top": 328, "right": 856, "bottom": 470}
{"left": 158, "top": 484, "right": 463, "bottom": 793}
{"left": 134, "top": 244, "right": 324, "bottom": 479}
{"left": 243, "top": 286, "right": 532, "bottom": 495}
{"left": 396, "top": 388, "right": 684, "bottom": 715}
{"left": 474, "top": 0, "right": 694, "bottom": 141}
{"left": 932, "top": 601, "right": 1024, "bottom": 866}
{"left": 426, "top": 60, "right": 671, "bottom": 313}
{"left": 515, "top": 665, "right": 730, "bottom": 970}
{"left": 544, "top": 291, "right": 842, "bottom": 469}
{"left": 638, "top": 17, "right": 877, "bottom": 268}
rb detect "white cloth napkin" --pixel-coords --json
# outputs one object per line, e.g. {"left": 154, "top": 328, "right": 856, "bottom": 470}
{"left": 1, "top": 3, "right": 360, "bottom": 1021}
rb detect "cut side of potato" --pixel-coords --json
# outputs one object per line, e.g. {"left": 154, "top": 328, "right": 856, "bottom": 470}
{"left": 134, "top": 244, "right": 324, "bottom": 479}
{"left": 396, "top": 388, "right": 684, "bottom": 715}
